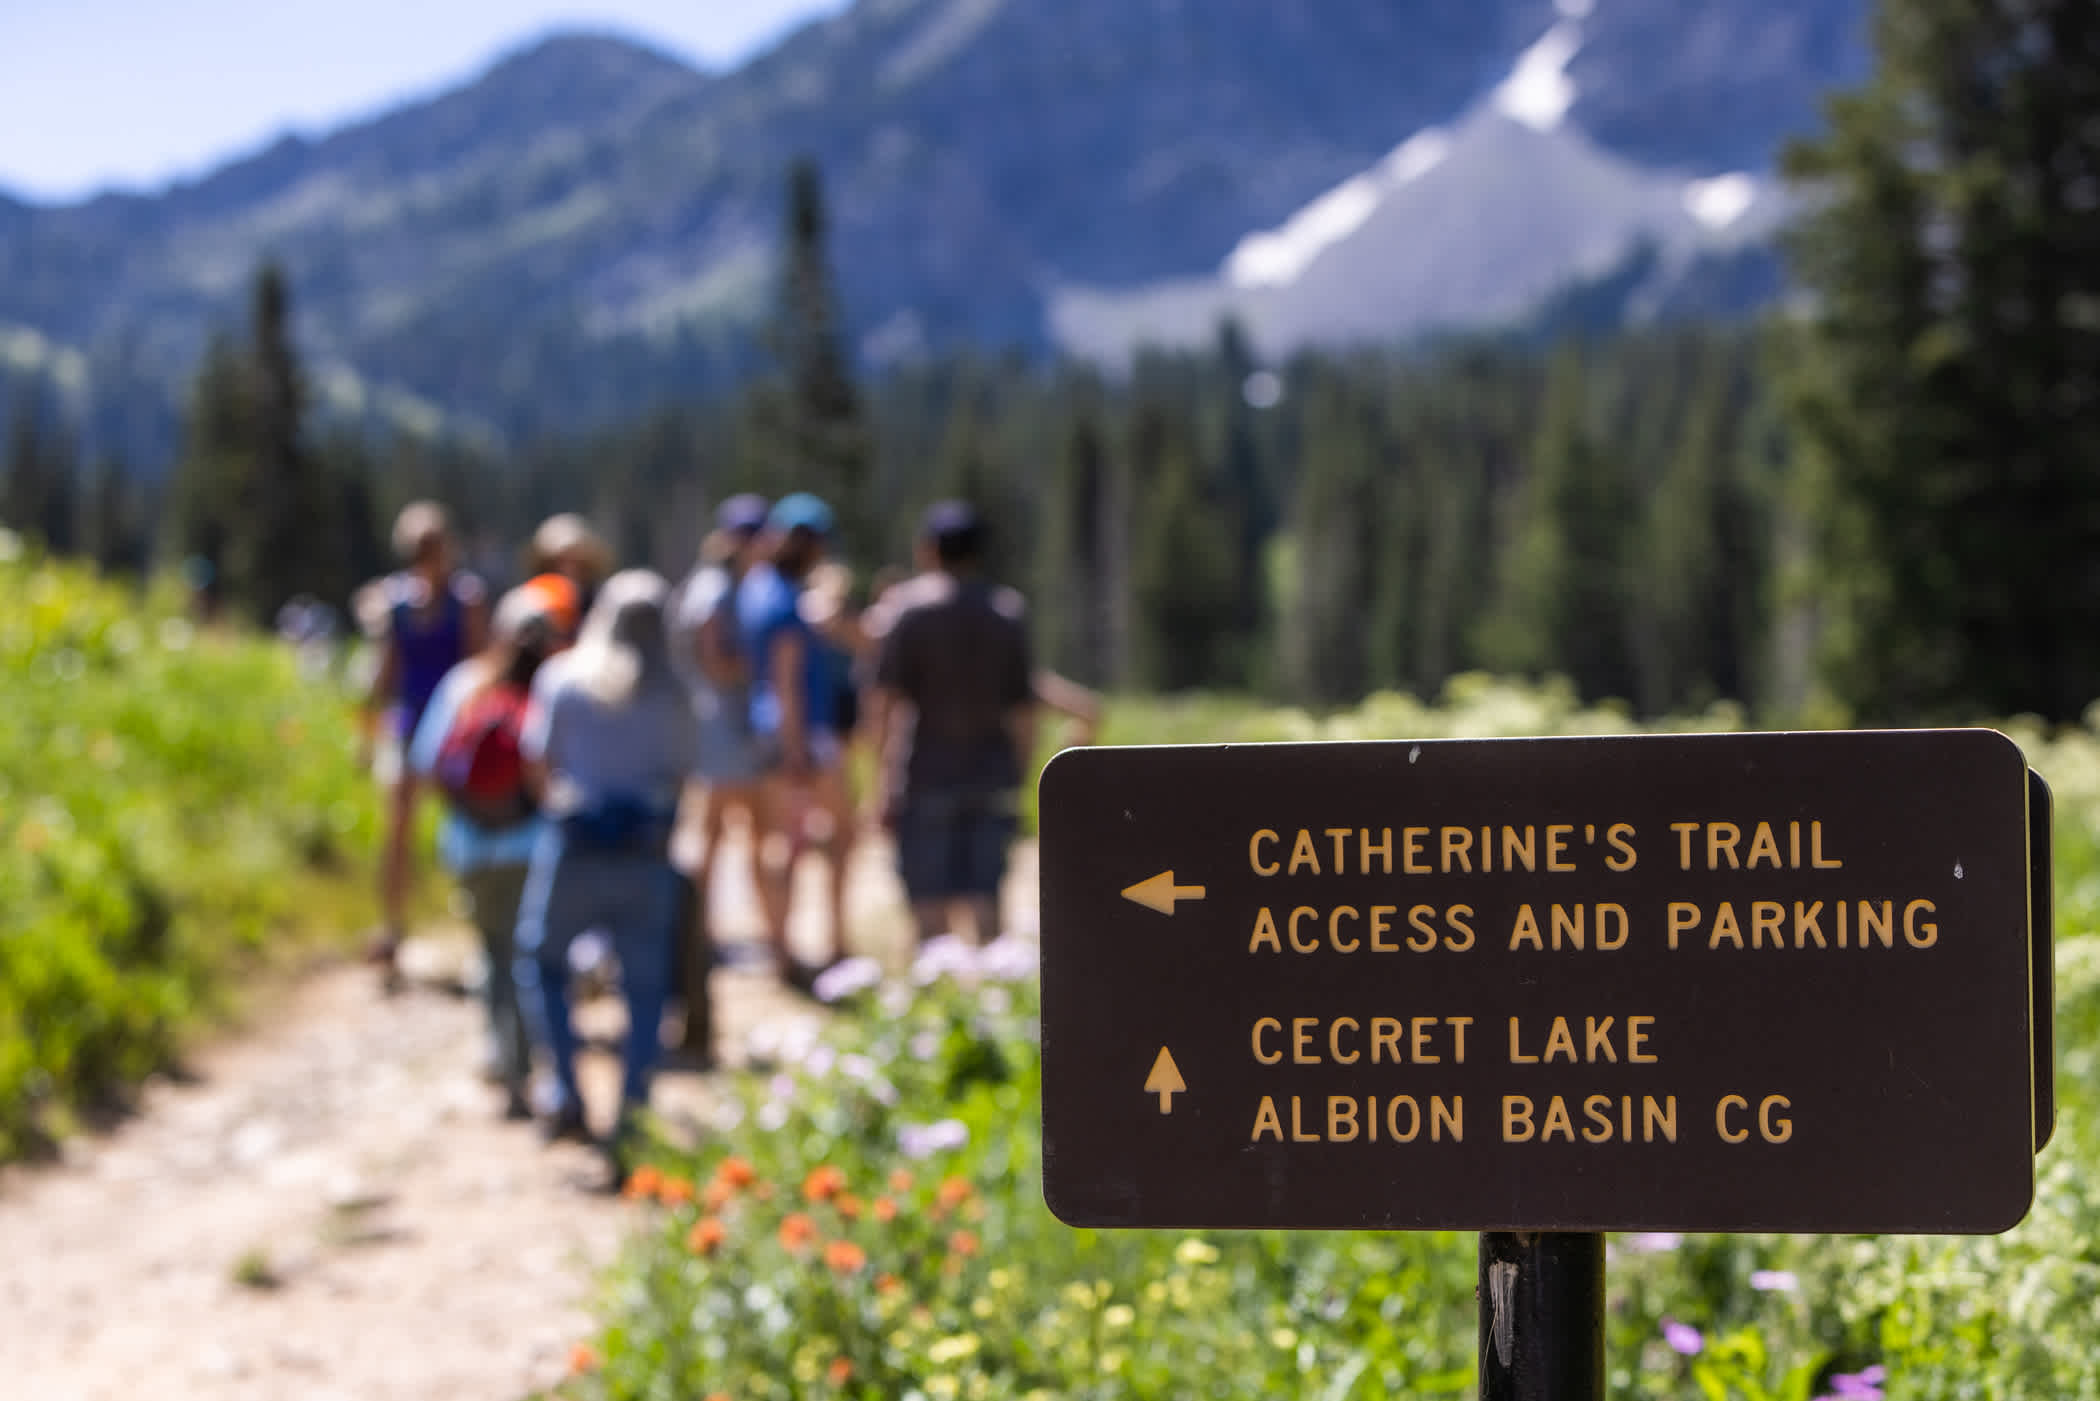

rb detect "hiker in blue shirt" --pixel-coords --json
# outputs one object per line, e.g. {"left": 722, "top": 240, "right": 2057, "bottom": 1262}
{"left": 736, "top": 492, "right": 854, "bottom": 992}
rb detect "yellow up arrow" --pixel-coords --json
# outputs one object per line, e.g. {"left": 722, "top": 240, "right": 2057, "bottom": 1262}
{"left": 1145, "top": 1047, "right": 1186, "bottom": 1113}
{"left": 1122, "top": 870, "right": 1206, "bottom": 915}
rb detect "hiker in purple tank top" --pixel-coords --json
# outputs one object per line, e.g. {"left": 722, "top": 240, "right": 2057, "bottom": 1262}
{"left": 362, "top": 502, "right": 488, "bottom": 990}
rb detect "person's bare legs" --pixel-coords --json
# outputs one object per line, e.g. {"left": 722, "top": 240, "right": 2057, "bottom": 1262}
{"left": 755, "top": 777, "right": 799, "bottom": 975}
{"left": 911, "top": 899, "right": 950, "bottom": 947}
{"left": 962, "top": 895, "right": 1000, "bottom": 946}
{"left": 374, "top": 769, "right": 418, "bottom": 987}
{"left": 698, "top": 780, "right": 762, "bottom": 950}
{"left": 671, "top": 779, "right": 714, "bottom": 1059}
{"left": 812, "top": 766, "right": 855, "bottom": 965}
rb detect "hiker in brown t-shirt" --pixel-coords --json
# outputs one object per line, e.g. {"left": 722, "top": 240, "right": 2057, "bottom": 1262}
{"left": 868, "top": 503, "right": 1037, "bottom": 945}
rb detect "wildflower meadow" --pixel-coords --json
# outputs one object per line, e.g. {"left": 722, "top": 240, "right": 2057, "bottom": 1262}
{"left": 0, "top": 538, "right": 377, "bottom": 1158}
{"left": 565, "top": 682, "right": 2100, "bottom": 1401}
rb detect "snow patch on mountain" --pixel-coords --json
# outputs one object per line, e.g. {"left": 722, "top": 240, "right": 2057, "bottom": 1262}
{"left": 1495, "top": 21, "right": 1583, "bottom": 131}
{"left": 1225, "top": 129, "right": 1450, "bottom": 290}
{"left": 882, "top": 0, "right": 1006, "bottom": 88}
{"left": 1048, "top": 100, "right": 1787, "bottom": 364}
{"left": 1683, "top": 172, "right": 1758, "bottom": 229}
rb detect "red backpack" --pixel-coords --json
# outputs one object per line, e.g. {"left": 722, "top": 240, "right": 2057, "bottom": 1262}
{"left": 434, "top": 683, "right": 535, "bottom": 828}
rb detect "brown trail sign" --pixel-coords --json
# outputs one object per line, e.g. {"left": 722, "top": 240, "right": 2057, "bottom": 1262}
{"left": 1038, "top": 729, "right": 2051, "bottom": 1236}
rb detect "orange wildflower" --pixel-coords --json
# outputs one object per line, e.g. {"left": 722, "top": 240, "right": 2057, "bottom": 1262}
{"left": 872, "top": 1196, "right": 899, "bottom": 1223}
{"left": 754, "top": 1182, "right": 777, "bottom": 1201}
{"left": 824, "top": 1239, "right": 868, "bottom": 1274}
{"left": 718, "top": 1156, "right": 757, "bottom": 1188}
{"left": 888, "top": 1169, "right": 914, "bottom": 1194}
{"left": 827, "top": 1357, "right": 854, "bottom": 1386}
{"left": 875, "top": 1272, "right": 903, "bottom": 1295}
{"left": 935, "top": 1176, "right": 974, "bottom": 1211}
{"left": 802, "top": 1164, "right": 848, "bottom": 1203}
{"left": 948, "top": 1228, "right": 981, "bottom": 1258}
{"left": 658, "top": 1175, "right": 696, "bottom": 1206}
{"left": 567, "top": 1342, "right": 599, "bottom": 1375}
{"left": 779, "top": 1212, "right": 818, "bottom": 1250}
{"left": 834, "top": 1192, "right": 863, "bottom": 1221}
{"left": 703, "top": 1178, "right": 736, "bottom": 1211}
{"left": 705, "top": 1394, "right": 733, "bottom": 1401}
{"left": 687, "top": 1217, "right": 727, "bottom": 1256}
{"left": 623, "top": 1165, "right": 664, "bottom": 1202}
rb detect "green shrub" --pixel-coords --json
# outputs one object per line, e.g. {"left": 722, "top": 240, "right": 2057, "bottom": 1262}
{"left": 0, "top": 538, "right": 376, "bottom": 1157}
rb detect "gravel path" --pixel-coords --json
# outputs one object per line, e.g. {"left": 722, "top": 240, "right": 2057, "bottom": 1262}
{"left": 0, "top": 831, "right": 1036, "bottom": 1400}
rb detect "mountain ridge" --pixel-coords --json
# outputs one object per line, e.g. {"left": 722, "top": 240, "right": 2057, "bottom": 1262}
{"left": 0, "top": 0, "right": 1867, "bottom": 460}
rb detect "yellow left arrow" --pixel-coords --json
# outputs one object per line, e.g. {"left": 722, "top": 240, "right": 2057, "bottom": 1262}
{"left": 1122, "top": 870, "right": 1207, "bottom": 915}
{"left": 1145, "top": 1047, "right": 1186, "bottom": 1113}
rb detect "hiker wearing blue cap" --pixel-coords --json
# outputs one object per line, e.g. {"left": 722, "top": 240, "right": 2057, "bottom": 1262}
{"left": 665, "top": 493, "right": 773, "bottom": 1060}
{"left": 735, "top": 491, "right": 853, "bottom": 990}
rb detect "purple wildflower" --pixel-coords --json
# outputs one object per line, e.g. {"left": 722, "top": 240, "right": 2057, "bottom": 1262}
{"left": 1750, "top": 1269, "right": 1800, "bottom": 1293}
{"left": 897, "top": 1118, "right": 970, "bottom": 1159}
{"left": 977, "top": 935, "right": 1038, "bottom": 982}
{"left": 1829, "top": 1369, "right": 1885, "bottom": 1401}
{"left": 912, "top": 934, "right": 977, "bottom": 985}
{"left": 813, "top": 955, "right": 884, "bottom": 1003}
{"left": 1662, "top": 1319, "right": 1704, "bottom": 1356}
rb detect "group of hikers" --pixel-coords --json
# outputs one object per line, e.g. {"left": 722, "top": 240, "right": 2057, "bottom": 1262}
{"left": 350, "top": 493, "right": 1093, "bottom": 1182}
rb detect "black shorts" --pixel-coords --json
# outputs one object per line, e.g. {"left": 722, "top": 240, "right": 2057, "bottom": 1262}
{"left": 895, "top": 791, "right": 1017, "bottom": 900}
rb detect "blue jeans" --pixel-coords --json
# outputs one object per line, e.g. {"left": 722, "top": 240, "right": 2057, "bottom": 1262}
{"left": 513, "top": 827, "right": 679, "bottom": 1118}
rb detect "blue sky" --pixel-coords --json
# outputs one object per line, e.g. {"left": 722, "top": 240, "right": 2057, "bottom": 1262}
{"left": 0, "top": 0, "right": 844, "bottom": 202}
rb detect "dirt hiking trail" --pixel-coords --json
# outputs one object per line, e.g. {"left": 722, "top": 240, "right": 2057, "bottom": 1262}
{"left": 0, "top": 831, "right": 1036, "bottom": 1400}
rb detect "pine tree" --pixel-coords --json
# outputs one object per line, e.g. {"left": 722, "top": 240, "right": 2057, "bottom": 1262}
{"left": 934, "top": 387, "right": 1028, "bottom": 586}
{"left": 1638, "top": 341, "right": 1763, "bottom": 712}
{"left": 1478, "top": 344, "right": 1640, "bottom": 702}
{"left": 1044, "top": 402, "right": 1113, "bottom": 683}
{"left": 1286, "top": 372, "right": 1382, "bottom": 703}
{"left": 166, "top": 263, "right": 347, "bottom": 616}
{"left": 1209, "top": 320, "right": 1268, "bottom": 687}
{"left": 761, "top": 158, "right": 870, "bottom": 554}
{"left": 37, "top": 421, "right": 80, "bottom": 557}
{"left": 2, "top": 387, "right": 50, "bottom": 544}
{"left": 238, "top": 260, "right": 343, "bottom": 614}
{"left": 1782, "top": 0, "right": 2100, "bottom": 719}
{"left": 166, "top": 333, "right": 247, "bottom": 586}
{"left": 81, "top": 454, "right": 147, "bottom": 575}
{"left": 1128, "top": 397, "right": 1238, "bottom": 691}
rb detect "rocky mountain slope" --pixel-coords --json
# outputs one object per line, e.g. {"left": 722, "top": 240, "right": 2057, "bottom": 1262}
{"left": 0, "top": 0, "right": 1866, "bottom": 451}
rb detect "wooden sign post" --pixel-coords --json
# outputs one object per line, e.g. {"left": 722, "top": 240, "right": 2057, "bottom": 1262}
{"left": 1038, "top": 730, "right": 2053, "bottom": 1398}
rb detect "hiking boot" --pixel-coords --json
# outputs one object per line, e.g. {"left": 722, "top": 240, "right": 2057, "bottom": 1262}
{"left": 780, "top": 958, "right": 826, "bottom": 1000}
{"left": 364, "top": 928, "right": 406, "bottom": 993}
{"left": 540, "top": 1103, "right": 593, "bottom": 1146}
{"left": 602, "top": 1104, "right": 648, "bottom": 1193}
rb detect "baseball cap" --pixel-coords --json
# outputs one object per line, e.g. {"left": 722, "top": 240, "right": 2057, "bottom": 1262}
{"left": 715, "top": 493, "right": 770, "bottom": 535}
{"left": 921, "top": 500, "right": 981, "bottom": 543}
{"left": 518, "top": 572, "right": 581, "bottom": 636}
{"left": 769, "top": 491, "right": 836, "bottom": 537}
{"left": 921, "top": 500, "right": 987, "bottom": 562}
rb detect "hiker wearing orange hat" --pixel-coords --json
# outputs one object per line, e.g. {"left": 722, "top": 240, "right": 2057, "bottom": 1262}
{"left": 519, "top": 571, "right": 581, "bottom": 640}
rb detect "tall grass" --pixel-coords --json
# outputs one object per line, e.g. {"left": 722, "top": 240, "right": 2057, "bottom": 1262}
{"left": 0, "top": 537, "right": 377, "bottom": 1157}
